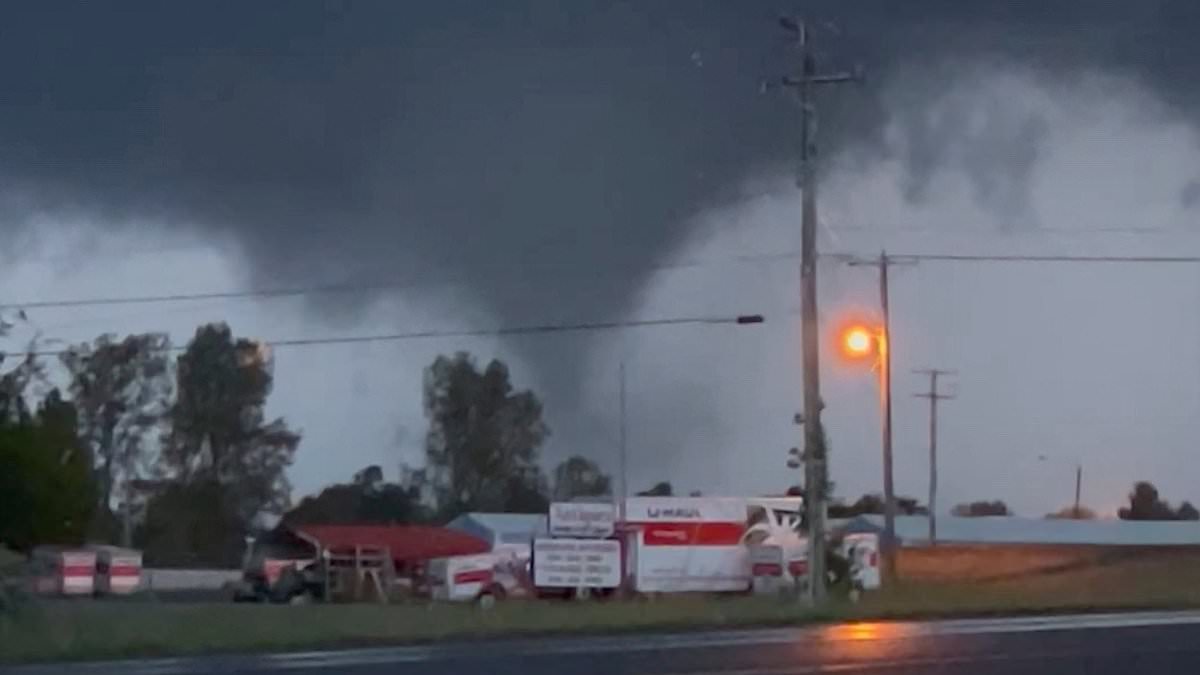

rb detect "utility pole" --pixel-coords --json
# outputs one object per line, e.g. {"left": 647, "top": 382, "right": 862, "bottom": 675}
{"left": 618, "top": 359, "right": 627, "bottom": 519}
{"left": 773, "top": 16, "right": 861, "bottom": 605}
{"left": 844, "top": 250, "right": 913, "bottom": 583}
{"left": 914, "top": 368, "right": 956, "bottom": 545}
{"left": 1074, "top": 464, "right": 1083, "bottom": 516}
{"left": 878, "top": 252, "right": 896, "bottom": 579}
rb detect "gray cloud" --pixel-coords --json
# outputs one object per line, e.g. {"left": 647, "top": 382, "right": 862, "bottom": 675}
{"left": 3, "top": 0, "right": 1200, "bottom": 406}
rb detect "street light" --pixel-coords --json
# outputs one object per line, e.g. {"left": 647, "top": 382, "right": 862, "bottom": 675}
{"left": 840, "top": 324, "right": 879, "bottom": 361}
{"left": 616, "top": 312, "right": 766, "bottom": 518}
{"left": 835, "top": 320, "right": 897, "bottom": 582}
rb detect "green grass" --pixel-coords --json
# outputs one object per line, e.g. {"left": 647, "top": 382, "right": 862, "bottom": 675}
{"left": 0, "top": 596, "right": 838, "bottom": 663}
{"left": 8, "top": 546, "right": 1200, "bottom": 664}
{"left": 0, "top": 547, "right": 22, "bottom": 575}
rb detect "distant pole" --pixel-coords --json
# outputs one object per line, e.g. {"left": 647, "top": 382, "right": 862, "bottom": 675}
{"left": 774, "top": 15, "right": 861, "bottom": 606}
{"left": 619, "top": 359, "right": 627, "bottom": 517}
{"left": 1074, "top": 464, "right": 1083, "bottom": 515}
{"left": 121, "top": 500, "right": 133, "bottom": 549}
{"left": 914, "top": 368, "right": 956, "bottom": 545}
{"left": 844, "top": 251, "right": 915, "bottom": 582}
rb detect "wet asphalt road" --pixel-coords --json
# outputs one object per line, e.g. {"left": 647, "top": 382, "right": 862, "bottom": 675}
{"left": 6, "top": 611, "right": 1200, "bottom": 674}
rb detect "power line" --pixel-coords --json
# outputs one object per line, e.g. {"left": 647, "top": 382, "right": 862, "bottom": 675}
{"left": 827, "top": 252, "right": 1200, "bottom": 264}
{"left": 11, "top": 313, "right": 767, "bottom": 358}
{"left": 7, "top": 249, "right": 1200, "bottom": 315}
{"left": 0, "top": 253, "right": 799, "bottom": 312}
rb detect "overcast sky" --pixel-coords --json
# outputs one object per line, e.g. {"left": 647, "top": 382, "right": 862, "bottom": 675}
{"left": 3, "top": 2, "right": 1200, "bottom": 517}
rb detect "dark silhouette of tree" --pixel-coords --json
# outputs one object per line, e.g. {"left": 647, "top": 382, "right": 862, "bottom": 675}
{"left": 551, "top": 456, "right": 611, "bottom": 501}
{"left": 61, "top": 333, "right": 172, "bottom": 538}
{"left": 952, "top": 500, "right": 1010, "bottom": 517}
{"left": 422, "top": 352, "right": 549, "bottom": 515}
{"left": 1118, "top": 481, "right": 1195, "bottom": 521}
{"left": 140, "top": 479, "right": 245, "bottom": 567}
{"left": 283, "top": 466, "right": 427, "bottom": 526}
{"left": 0, "top": 390, "right": 95, "bottom": 553}
{"left": 637, "top": 481, "right": 673, "bottom": 497}
{"left": 827, "top": 493, "right": 928, "bottom": 518}
{"left": 163, "top": 323, "right": 300, "bottom": 523}
{"left": 1179, "top": 501, "right": 1200, "bottom": 521}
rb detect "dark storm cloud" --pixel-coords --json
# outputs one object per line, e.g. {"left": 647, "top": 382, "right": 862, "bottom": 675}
{"left": 2, "top": 0, "right": 1200, "bottom": 386}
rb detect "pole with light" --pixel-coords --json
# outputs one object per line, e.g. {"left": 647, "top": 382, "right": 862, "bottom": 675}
{"left": 837, "top": 319, "right": 898, "bottom": 582}
{"left": 1038, "top": 454, "right": 1084, "bottom": 517}
{"left": 615, "top": 314, "right": 765, "bottom": 518}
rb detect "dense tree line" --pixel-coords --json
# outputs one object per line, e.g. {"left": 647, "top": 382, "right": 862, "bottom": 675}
{"left": 1, "top": 320, "right": 300, "bottom": 565}
{"left": 13, "top": 308, "right": 1200, "bottom": 567}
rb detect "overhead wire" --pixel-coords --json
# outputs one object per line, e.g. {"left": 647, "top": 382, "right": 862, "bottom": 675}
{"left": 9, "top": 314, "right": 766, "bottom": 358}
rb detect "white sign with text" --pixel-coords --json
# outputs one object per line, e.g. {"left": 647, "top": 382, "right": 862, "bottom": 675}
{"left": 533, "top": 538, "right": 621, "bottom": 589}
{"left": 548, "top": 502, "right": 616, "bottom": 538}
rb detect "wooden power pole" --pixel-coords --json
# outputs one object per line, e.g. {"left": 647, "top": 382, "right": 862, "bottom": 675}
{"left": 914, "top": 368, "right": 955, "bottom": 545}
{"left": 773, "top": 16, "right": 860, "bottom": 604}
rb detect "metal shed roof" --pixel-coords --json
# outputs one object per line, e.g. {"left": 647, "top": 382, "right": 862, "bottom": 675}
{"left": 292, "top": 524, "right": 489, "bottom": 562}
{"left": 444, "top": 513, "right": 548, "bottom": 548}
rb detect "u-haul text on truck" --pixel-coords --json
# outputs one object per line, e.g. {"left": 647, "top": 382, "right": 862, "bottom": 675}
{"left": 619, "top": 496, "right": 804, "bottom": 594}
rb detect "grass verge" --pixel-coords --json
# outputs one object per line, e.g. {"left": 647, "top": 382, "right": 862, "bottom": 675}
{"left": 6, "top": 546, "right": 1200, "bottom": 664}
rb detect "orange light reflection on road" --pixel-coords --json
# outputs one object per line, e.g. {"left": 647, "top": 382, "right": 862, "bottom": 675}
{"left": 801, "top": 622, "right": 916, "bottom": 664}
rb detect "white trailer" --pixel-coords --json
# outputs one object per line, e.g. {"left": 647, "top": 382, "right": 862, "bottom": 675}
{"left": 30, "top": 547, "right": 96, "bottom": 596}
{"left": 618, "top": 496, "right": 804, "bottom": 594}
{"left": 426, "top": 550, "right": 531, "bottom": 606}
{"left": 91, "top": 545, "right": 142, "bottom": 596}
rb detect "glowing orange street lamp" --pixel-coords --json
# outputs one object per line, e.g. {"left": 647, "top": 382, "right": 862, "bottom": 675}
{"left": 841, "top": 325, "right": 876, "bottom": 360}
{"left": 835, "top": 320, "right": 896, "bottom": 582}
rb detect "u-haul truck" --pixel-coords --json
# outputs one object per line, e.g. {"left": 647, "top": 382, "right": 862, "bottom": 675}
{"left": 619, "top": 496, "right": 804, "bottom": 594}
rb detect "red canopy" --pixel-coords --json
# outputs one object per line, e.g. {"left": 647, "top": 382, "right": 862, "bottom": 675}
{"left": 292, "top": 524, "right": 489, "bottom": 563}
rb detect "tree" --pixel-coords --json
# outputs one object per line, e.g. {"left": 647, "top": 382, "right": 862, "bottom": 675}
{"left": 283, "top": 465, "right": 426, "bottom": 526}
{"left": 1046, "top": 505, "right": 1097, "bottom": 520}
{"left": 827, "top": 493, "right": 928, "bottom": 518}
{"left": 551, "top": 456, "right": 612, "bottom": 501}
{"left": 163, "top": 324, "right": 300, "bottom": 525}
{"left": 140, "top": 479, "right": 245, "bottom": 567}
{"left": 1179, "top": 501, "right": 1200, "bottom": 521}
{"left": 0, "top": 322, "right": 48, "bottom": 425}
{"left": 951, "top": 500, "right": 1010, "bottom": 517}
{"left": 0, "top": 390, "right": 95, "bottom": 553}
{"left": 422, "top": 352, "right": 549, "bottom": 515}
{"left": 60, "top": 333, "right": 172, "bottom": 537}
{"left": 636, "top": 481, "right": 673, "bottom": 497}
{"left": 1118, "top": 481, "right": 1196, "bottom": 521}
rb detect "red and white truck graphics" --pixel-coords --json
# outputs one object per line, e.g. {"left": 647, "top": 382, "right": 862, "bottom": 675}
{"left": 426, "top": 551, "right": 531, "bottom": 604}
{"left": 30, "top": 547, "right": 96, "bottom": 596}
{"left": 92, "top": 546, "right": 142, "bottom": 595}
{"left": 619, "top": 497, "right": 804, "bottom": 594}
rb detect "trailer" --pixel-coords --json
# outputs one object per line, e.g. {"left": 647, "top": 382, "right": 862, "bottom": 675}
{"left": 618, "top": 496, "right": 805, "bottom": 594}
{"left": 425, "top": 550, "right": 532, "bottom": 606}
{"left": 90, "top": 545, "right": 142, "bottom": 596}
{"left": 29, "top": 547, "right": 96, "bottom": 597}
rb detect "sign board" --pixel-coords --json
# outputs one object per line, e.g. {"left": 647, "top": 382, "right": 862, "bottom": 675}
{"left": 749, "top": 544, "right": 784, "bottom": 577}
{"left": 533, "top": 538, "right": 621, "bottom": 589}
{"left": 549, "top": 502, "right": 616, "bottom": 538}
{"left": 842, "top": 533, "right": 881, "bottom": 590}
{"left": 622, "top": 497, "right": 749, "bottom": 524}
